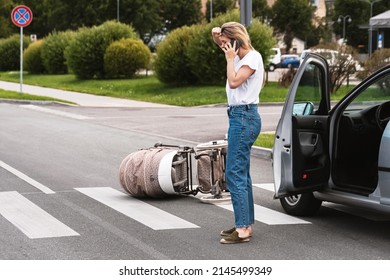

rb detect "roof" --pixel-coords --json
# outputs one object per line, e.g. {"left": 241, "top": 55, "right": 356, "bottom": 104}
{"left": 370, "top": 10, "right": 390, "bottom": 28}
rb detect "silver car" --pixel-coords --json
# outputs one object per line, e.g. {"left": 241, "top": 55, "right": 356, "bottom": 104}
{"left": 273, "top": 53, "right": 390, "bottom": 216}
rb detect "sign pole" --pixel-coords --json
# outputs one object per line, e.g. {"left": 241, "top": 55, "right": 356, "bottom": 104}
{"left": 11, "top": 5, "right": 33, "bottom": 94}
{"left": 20, "top": 26, "right": 23, "bottom": 94}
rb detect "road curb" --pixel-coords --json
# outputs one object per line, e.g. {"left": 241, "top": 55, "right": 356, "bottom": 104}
{"left": 0, "top": 98, "right": 77, "bottom": 106}
{"left": 252, "top": 146, "right": 272, "bottom": 160}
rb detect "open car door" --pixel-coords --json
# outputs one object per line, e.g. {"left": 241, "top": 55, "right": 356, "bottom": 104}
{"left": 273, "top": 53, "right": 331, "bottom": 199}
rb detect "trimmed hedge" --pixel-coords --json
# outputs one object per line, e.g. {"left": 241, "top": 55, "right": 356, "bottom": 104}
{"left": 65, "top": 21, "right": 138, "bottom": 79}
{"left": 104, "top": 38, "right": 152, "bottom": 78}
{"left": 0, "top": 34, "right": 30, "bottom": 71}
{"left": 154, "top": 26, "right": 200, "bottom": 85}
{"left": 23, "top": 40, "right": 45, "bottom": 74}
{"left": 187, "top": 11, "right": 275, "bottom": 85}
{"left": 155, "top": 11, "right": 275, "bottom": 86}
{"left": 41, "top": 31, "right": 75, "bottom": 74}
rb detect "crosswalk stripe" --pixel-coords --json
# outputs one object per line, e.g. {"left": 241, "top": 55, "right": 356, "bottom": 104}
{"left": 196, "top": 183, "right": 310, "bottom": 225}
{"left": 217, "top": 203, "right": 311, "bottom": 225}
{"left": 0, "top": 191, "right": 79, "bottom": 239}
{"left": 253, "top": 183, "right": 275, "bottom": 192}
{"left": 252, "top": 183, "right": 311, "bottom": 224}
{"left": 0, "top": 160, "right": 55, "bottom": 194}
{"left": 75, "top": 187, "right": 200, "bottom": 230}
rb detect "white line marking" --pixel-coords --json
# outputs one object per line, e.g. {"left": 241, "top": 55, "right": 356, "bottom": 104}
{"left": 20, "top": 105, "right": 91, "bottom": 120}
{"left": 75, "top": 187, "right": 199, "bottom": 230}
{"left": 253, "top": 183, "right": 275, "bottom": 192}
{"left": 0, "top": 192, "right": 79, "bottom": 239}
{"left": 217, "top": 203, "right": 311, "bottom": 225}
{"left": 197, "top": 183, "right": 310, "bottom": 225}
{"left": 0, "top": 160, "right": 55, "bottom": 194}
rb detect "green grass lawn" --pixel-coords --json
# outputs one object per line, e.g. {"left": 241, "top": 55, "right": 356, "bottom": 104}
{"left": 254, "top": 132, "right": 274, "bottom": 149}
{"left": 0, "top": 72, "right": 353, "bottom": 106}
{"left": 0, "top": 88, "right": 74, "bottom": 104}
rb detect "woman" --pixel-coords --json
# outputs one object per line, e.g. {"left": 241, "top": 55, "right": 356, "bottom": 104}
{"left": 211, "top": 22, "right": 263, "bottom": 244}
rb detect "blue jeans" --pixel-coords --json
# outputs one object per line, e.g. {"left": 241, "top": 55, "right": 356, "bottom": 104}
{"left": 226, "top": 104, "right": 261, "bottom": 228}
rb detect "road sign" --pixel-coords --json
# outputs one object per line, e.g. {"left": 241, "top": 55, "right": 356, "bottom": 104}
{"left": 11, "top": 5, "right": 33, "bottom": 94}
{"left": 378, "top": 34, "right": 383, "bottom": 49}
{"left": 11, "top": 5, "right": 33, "bottom": 27}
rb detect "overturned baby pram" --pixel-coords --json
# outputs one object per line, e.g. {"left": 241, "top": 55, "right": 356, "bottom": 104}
{"left": 119, "top": 140, "right": 230, "bottom": 203}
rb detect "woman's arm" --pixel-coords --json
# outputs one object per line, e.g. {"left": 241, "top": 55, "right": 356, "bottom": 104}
{"left": 223, "top": 43, "right": 255, "bottom": 89}
{"left": 227, "top": 64, "right": 255, "bottom": 89}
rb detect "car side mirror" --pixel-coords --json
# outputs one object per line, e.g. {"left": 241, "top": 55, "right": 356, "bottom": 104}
{"left": 293, "top": 102, "right": 314, "bottom": 116}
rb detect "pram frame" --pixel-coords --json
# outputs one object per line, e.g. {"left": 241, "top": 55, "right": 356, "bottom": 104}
{"left": 153, "top": 141, "right": 228, "bottom": 198}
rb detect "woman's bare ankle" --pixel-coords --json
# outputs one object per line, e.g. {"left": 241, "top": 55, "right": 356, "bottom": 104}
{"left": 236, "top": 227, "right": 250, "bottom": 238}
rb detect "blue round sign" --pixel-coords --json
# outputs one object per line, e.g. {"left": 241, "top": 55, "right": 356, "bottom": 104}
{"left": 11, "top": 5, "right": 33, "bottom": 27}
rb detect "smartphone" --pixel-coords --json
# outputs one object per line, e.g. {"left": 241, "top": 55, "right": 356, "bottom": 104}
{"left": 230, "top": 39, "right": 241, "bottom": 51}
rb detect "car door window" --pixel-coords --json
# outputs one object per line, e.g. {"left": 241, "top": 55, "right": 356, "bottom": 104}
{"left": 294, "top": 63, "right": 324, "bottom": 115}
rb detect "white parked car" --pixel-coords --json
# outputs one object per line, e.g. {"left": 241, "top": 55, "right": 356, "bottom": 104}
{"left": 310, "top": 48, "right": 361, "bottom": 72}
{"left": 267, "top": 47, "right": 281, "bottom": 72}
{"left": 273, "top": 53, "right": 390, "bottom": 216}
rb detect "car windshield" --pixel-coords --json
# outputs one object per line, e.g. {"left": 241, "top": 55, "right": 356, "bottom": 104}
{"left": 346, "top": 75, "right": 390, "bottom": 111}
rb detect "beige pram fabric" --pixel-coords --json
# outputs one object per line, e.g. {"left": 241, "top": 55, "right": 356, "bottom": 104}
{"left": 119, "top": 147, "right": 187, "bottom": 198}
{"left": 196, "top": 149, "right": 226, "bottom": 192}
{"left": 119, "top": 140, "right": 228, "bottom": 198}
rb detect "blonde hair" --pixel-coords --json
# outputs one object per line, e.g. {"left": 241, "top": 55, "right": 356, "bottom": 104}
{"left": 220, "top": 22, "right": 253, "bottom": 50}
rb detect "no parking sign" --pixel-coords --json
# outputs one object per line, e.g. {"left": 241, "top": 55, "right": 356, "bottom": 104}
{"left": 11, "top": 5, "right": 33, "bottom": 94}
{"left": 11, "top": 5, "right": 33, "bottom": 27}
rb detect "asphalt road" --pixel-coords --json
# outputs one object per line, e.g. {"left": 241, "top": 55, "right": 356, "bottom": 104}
{"left": 1, "top": 102, "right": 390, "bottom": 260}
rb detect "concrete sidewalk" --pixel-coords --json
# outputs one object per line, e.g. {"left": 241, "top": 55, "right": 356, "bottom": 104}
{"left": 0, "top": 80, "right": 175, "bottom": 108}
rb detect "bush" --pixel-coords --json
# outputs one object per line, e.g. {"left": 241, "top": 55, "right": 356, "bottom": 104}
{"left": 65, "top": 21, "right": 138, "bottom": 79}
{"left": 154, "top": 26, "right": 200, "bottom": 85}
{"left": 279, "top": 68, "right": 297, "bottom": 87}
{"left": 23, "top": 40, "right": 45, "bottom": 74}
{"left": 104, "top": 39, "right": 152, "bottom": 78}
{"left": 357, "top": 48, "right": 390, "bottom": 79}
{"left": 187, "top": 11, "right": 275, "bottom": 85}
{"left": 0, "top": 34, "right": 30, "bottom": 71}
{"left": 41, "top": 31, "right": 75, "bottom": 74}
{"left": 311, "top": 43, "right": 359, "bottom": 93}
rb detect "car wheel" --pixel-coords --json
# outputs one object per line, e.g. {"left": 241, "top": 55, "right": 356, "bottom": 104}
{"left": 268, "top": 64, "right": 275, "bottom": 72}
{"left": 280, "top": 193, "right": 322, "bottom": 216}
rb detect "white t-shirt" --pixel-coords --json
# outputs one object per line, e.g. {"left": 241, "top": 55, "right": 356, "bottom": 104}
{"left": 226, "top": 50, "right": 264, "bottom": 106}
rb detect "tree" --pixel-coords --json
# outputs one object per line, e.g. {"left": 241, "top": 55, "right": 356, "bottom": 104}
{"left": 1, "top": 0, "right": 204, "bottom": 41}
{"left": 313, "top": 43, "right": 359, "bottom": 93}
{"left": 113, "top": 0, "right": 161, "bottom": 39}
{"left": 252, "top": 0, "right": 270, "bottom": 20}
{"left": 333, "top": 0, "right": 390, "bottom": 50}
{"left": 271, "top": 0, "right": 314, "bottom": 52}
{"left": 160, "top": 0, "right": 202, "bottom": 31}
{"left": 205, "top": 0, "right": 236, "bottom": 22}
{"left": 0, "top": 0, "right": 14, "bottom": 38}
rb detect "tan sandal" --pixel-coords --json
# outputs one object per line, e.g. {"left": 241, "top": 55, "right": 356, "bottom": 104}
{"left": 221, "top": 227, "right": 252, "bottom": 237}
{"left": 220, "top": 227, "right": 236, "bottom": 237}
{"left": 220, "top": 230, "right": 250, "bottom": 244}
